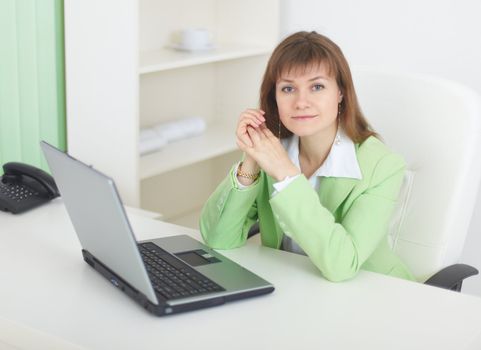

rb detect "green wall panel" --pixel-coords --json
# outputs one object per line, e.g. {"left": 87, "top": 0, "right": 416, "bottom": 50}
{"left": 0, "top": 0, "right": 66, "bottom": 172}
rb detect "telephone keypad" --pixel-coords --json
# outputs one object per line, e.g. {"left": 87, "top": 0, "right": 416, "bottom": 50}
{"left": 0, "top": 182, "right": 38, "bottom": 202}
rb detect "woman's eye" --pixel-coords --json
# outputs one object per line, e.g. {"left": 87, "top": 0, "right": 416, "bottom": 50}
{"left": 281, "top": 86, "right": 294, "bottom": 93}
{"left": 313, "top": 84, "right": 324, "bottom": 91}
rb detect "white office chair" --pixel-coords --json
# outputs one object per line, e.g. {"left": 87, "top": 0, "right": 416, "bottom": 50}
{"left": 352, "top": 67, "right": 481, "bottom": 290}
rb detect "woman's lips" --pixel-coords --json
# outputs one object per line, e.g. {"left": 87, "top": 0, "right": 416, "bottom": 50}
{"left": 292, "top": 115, "right": 317, "bottom": 120}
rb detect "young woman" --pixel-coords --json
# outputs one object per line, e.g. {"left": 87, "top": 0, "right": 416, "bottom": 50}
{"left": 199, "top": 31, "right": 414, "bottom": 282}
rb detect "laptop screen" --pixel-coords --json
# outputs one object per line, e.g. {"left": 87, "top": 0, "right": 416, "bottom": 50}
{"left": 40, "top": 141, "right": 158, "bottom": 304}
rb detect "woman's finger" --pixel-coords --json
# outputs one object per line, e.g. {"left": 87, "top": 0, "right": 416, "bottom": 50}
{"left": 240, "top": 114, "right": 263, "bottom": 128}
{"left": 238, "top": 130, "right": 253, "bottom": 147}
{"left": 239, "top": 114, "right": 262, "bottom": 128}
{"left": 260, "top": 124, "right": 276, "bottom": 139}
{"left": 243, "top": 109, "right": 266, "bottom": 123}
{"left": 246, "top": 108, "right": 266, "bottom": 118}
{"left": 247, "top": 126, "right": 262, "bottom": 145}
{"left": 236, "top": 122, "right": 254, "bottom": 146}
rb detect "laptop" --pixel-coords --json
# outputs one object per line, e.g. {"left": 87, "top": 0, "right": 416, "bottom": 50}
{"left": 40, "top": 141, "right": 274, "bottom": 316}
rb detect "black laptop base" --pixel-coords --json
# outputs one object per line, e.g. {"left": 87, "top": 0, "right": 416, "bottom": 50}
{"left": 82, "top": 249, "right": 274, "bottom": 316}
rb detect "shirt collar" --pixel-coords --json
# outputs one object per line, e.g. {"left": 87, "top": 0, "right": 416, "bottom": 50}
{"left": 282, "top": 128, "right": 363, "bottom": 180}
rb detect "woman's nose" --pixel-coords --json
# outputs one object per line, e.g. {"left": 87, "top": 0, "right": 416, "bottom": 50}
{"left": 294, "top": 91, "right": 310, "bottom": 109}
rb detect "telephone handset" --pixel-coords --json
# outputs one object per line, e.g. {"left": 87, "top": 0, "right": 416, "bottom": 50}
{"left": 0, "top": 162, "right": 60, "bottom": 214}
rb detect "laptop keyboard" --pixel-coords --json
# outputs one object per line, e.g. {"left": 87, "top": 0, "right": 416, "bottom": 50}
{"left": 139, "top": 242, "right": 225, "bottom": 300}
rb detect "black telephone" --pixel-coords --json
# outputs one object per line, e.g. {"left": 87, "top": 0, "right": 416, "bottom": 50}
{"left": 0, "top": 162, "right": 60, "bottom": 214}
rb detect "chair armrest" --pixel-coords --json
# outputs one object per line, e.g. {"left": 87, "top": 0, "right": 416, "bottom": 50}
{"left": 424, "top": 264, "right": 479, "bottom": 292}
{"left": 247, "top": 222, "right": 260, "bottom": 239}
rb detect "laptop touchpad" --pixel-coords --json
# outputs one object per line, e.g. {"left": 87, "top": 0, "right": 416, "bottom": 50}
{"left": 175, "top": 250, "right": 220, "bottom": 266}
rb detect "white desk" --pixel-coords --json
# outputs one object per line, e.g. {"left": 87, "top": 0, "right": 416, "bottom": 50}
{"left": 1, "top": 199, "right": 481, "bottom": 350}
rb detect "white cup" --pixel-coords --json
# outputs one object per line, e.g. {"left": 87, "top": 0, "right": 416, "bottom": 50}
{"left": 179, "top": 28, "right": 212, "bottom": 50}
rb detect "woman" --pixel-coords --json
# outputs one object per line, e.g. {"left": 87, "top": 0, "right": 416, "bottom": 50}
{"left": 199, "top": 31, "right": 414, "bottom": 282}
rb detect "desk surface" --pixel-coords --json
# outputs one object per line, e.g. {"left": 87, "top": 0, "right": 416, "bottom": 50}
{"left": 1, "top": 199, "right": 481, "bottom": 350}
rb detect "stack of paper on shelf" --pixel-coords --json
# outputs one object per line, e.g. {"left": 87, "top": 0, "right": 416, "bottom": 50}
{"left": 139, "top": 117, "right": 206, "bottom": 155}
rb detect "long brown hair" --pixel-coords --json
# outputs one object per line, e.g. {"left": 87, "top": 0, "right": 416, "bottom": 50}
{"left": 260, "top": 31, "right": 377, "bottom": 143}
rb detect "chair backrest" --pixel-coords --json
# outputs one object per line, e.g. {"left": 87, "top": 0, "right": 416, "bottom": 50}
{"left": 352, "top": 67, "right": 481, "bottom": 281}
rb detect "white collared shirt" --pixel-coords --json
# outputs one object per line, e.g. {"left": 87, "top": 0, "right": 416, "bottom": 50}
{"left": 273, "top": 127, "right": 362, "bottom": 194}
{"left": 235, "top": 127, "right": 362, "bottom": 255}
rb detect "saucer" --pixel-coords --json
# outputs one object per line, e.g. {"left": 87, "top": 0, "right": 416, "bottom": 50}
{"left": 168, "top": 43, "right": 216, "bottom": 52}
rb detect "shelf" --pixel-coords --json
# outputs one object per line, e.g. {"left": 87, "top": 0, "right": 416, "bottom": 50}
{"left": 139, "top": 44, "right": 272, "bottom": 74}
{"left": 139, "top": 121, "right": 237, "bottom": 179}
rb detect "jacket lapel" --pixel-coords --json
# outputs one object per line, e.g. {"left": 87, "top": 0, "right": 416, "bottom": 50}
{"left": 318, "top": 141, "right": 362, "bottom": 214}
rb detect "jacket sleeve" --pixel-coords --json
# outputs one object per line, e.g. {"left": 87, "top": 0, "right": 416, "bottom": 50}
{"left": 199, "top": 164, "right": 261, "bottom": 249}
{"left": 269, "top": 153, "right": 405, "bottom": 282}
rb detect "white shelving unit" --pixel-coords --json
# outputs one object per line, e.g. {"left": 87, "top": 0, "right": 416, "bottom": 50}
{"left": 64, "top": 0, "right": 280, "bottom": 228}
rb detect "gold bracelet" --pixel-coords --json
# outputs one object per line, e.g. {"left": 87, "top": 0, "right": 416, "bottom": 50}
{"left": 237, "top": 162, "right": 260, "bottom": 180}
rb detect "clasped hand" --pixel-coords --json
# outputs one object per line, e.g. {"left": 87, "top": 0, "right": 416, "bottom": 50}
{"left": 235, "top": 109, "right": 300, "bottom": 181}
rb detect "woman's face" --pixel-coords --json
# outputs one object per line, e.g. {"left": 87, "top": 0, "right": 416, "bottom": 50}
{"left": 275, "top": 63, "right": 343, "bottom": 139}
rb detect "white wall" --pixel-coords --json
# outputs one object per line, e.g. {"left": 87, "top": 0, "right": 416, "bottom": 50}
{"left": 281, "top": 0, "right": 481, "bottom": 296}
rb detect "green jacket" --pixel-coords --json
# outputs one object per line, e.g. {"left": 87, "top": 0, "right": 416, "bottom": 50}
{"left": 199, "top": 136, "right": 415, "bottom": 282}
